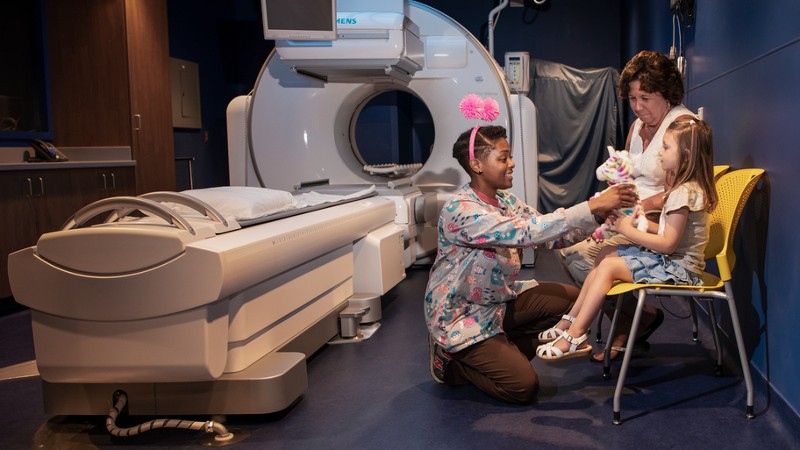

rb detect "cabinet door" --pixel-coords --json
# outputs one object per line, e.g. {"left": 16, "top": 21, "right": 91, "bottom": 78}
{"left": 32, "top": 170, "right": 80, "bottom": 234}
{"left": 1, "top": 173, "right": 39, "bottom": 298}
{"left": 126, "top": 0, "right": 175, "bottom": 194}
{"left": 0, "top": 172, "right": 48, "bottom": 298}
{"left": 105, "top": 166, "right": 137, "bottom": 197}
{"left": 70, "top": 167, "right": 137, "bottom": 205}
{"left": 68, "top": 167, "right": 136, "bottom": 228}
{"left": 0, "top": 171, "right": 39, "bottom": 247}
{"left": 46, "top": 0, "right": 132, "bottom": 147}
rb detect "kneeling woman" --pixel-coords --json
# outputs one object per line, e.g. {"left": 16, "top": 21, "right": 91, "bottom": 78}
{"left": 425, "top": 125, "right": 635, "bottom": 404}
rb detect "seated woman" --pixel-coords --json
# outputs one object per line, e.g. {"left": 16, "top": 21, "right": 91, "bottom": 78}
{"left": 559, "top": 50, "right": 695, "bottom": 361}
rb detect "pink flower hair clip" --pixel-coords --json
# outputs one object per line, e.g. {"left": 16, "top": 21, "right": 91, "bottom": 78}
{"left": 459, "top": 94, "right": 500, "bottom": 160}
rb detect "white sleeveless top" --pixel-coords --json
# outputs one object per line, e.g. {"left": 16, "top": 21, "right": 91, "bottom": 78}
{"left": 628, "top": 104, "right": 695, "bottom": 200}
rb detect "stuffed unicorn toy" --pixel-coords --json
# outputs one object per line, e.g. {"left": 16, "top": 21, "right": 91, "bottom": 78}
{"left": 591, "top": 146, "right": 648, "bottom": 241}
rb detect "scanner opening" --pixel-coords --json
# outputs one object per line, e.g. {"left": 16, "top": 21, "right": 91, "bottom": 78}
{"left": 351, "top": 89, "right": 434, "bottom": 168}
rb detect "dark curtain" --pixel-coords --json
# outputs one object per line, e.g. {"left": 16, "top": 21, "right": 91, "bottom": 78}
{"left": 530, "top": 59, "right": 625, "bottom": 213}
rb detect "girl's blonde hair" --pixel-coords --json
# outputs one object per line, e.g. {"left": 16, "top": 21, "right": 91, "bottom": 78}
{"left": 664, "top": 119, "right": 718, "bottom": 212}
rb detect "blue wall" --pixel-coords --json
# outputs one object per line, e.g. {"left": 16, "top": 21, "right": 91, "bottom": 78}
{"left": 168, "top": 0, "right": 272, "bottom": 189}
{"left": 623, "top": 0, "right": 800, "bottom": 419}
{"left": 420, "top": 0, "right": 622, "bottom": 69}
{"left": 167, "top": 0, "right": 800, "bottom": 417}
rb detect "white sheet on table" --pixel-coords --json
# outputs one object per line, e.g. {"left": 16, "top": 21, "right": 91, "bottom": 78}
{"left": 164, "top": 185, "right": 377, "bottom": 222}
{"left": 173, "top": 186, "right": 294, "bottom": 221}
{"left": 292, "top": 186, "right": 376, "bottom": 209}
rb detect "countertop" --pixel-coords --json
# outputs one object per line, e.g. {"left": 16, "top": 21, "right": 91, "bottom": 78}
{"left": 0, "top": 146, "right": 135, "bottom": 171}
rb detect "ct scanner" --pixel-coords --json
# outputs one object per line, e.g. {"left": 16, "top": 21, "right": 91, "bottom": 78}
{"left": 227, "top": 0, "right": 539, "bottom": 265}
{"left": 8, "top": 0, "right": 539, "bottom": 417}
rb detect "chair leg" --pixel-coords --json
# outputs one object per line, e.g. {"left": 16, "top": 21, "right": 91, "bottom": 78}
{"left": 596, "top": 313, "right": 604, "bottom": 343}
{"left": 707, "top": 301, "right": 723, "bottom": 376}
{"left": 689, "top": 298, "right": 699, "bottom": 342}
{"left": 603, "top": 294, "right": 625, "bottom": 380}
{"left": 612, "top": 289, "right": 647, "bottom": 425}
{"left": 723, "top": 282, "right": 755, "bottom": 419}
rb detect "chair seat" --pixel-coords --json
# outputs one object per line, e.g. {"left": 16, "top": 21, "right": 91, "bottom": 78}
{"left": 607, "top": 271, "right": 722, "bottom": 297}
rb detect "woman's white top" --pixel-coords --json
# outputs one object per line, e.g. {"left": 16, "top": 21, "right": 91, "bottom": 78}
{"left": 628, "top": 104, "right": 694, "bottom": 200}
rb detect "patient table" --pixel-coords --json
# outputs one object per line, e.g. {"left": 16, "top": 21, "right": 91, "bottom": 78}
{"left": 8, "top": 189, "right": 404, "bottom": 415}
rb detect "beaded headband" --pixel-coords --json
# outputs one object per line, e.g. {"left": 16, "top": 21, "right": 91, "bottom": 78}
{"left": 459, "top": 94, "right": 500, "bottom": 160}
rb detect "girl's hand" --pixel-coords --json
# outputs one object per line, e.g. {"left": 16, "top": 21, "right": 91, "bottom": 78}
{"left": 616, "top": 213, "right": 637, "bottom": 234}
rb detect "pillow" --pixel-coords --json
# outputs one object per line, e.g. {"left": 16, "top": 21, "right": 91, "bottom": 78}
{"left": 173, "top": 186, "right": 295, "bottom": 221}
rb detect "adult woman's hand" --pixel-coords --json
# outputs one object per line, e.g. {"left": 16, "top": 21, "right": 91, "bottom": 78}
{"left": 588, "top": 184, "right": 637, "bottom": 217}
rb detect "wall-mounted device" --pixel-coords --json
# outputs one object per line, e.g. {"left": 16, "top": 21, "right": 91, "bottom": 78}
{"left": 26, "top": 139, "right": 68, "bottom": 162}
{"left": 670, "top": 0, "right": 693, "bottom": 77}
{"left": 504, "top": 51, "right": 531, "bottom": 95}
{"left": 170, "top": 58, "right": 202, "bottom": 129}
{"left": 670, "top": 0, "right": 695, "bottom": 27}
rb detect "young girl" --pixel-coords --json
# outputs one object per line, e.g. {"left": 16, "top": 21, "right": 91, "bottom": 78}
{"left": 425, "top": 124, "right": 636, "bottom": 403}
{"left": 536, "top": 119, "right": 718, "bottom": 360}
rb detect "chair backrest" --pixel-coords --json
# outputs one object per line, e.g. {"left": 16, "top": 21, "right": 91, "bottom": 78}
{"left": 703, "top": 168, "right": 765, "bottom": 281}
{"left": 713, "top": 165, "right": 730, "bottom": 180}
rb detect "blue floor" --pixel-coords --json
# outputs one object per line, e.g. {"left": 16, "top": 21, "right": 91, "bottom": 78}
{"left": 1, "top": 249, "right": 799, "bottom": 449}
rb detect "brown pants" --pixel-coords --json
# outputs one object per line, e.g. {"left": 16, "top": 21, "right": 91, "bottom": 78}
{"left": 444, "top": 281, "right": 579, "bottom": 404}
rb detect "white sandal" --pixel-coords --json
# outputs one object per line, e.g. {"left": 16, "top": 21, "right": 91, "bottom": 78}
{"left": 536, "top": 330, "right": 592, "bottom": 361}
{"left": 537, "top": 314, "right": 575, "bottom": 343}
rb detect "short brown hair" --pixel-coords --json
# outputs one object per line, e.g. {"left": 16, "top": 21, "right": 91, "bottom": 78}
{"left": 618, "top": 50, "right": 684, "bottom": 105}
{"left": 452, "top": 125, "right": 507, "bottom": 174}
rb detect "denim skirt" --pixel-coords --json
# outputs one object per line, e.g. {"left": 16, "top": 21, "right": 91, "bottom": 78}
{"left": 617, "top": 244, "right": 702, "bottom": 286}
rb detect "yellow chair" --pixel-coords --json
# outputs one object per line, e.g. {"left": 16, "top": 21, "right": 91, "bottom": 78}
{"left": 714, "top": 164, "right": 731, "bottom": 179}
{"left": 602, "top": 168, "right": 764, "bottom": 425}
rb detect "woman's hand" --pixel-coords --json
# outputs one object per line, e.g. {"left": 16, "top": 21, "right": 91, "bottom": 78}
{"left": 588, "top": 184, "right": 637, "bottom": 217}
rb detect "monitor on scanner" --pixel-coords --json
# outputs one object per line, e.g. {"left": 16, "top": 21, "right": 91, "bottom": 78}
{"left": 261, "top": 0, "right": 337, "bottom": 41}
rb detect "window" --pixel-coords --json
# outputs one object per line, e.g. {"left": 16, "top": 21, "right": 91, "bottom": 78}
{"left": 0, "top": 0, "right": 51, "bottom": 143}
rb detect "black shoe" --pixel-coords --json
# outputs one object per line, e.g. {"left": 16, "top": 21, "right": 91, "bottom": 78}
{"left": 428, "top": 335, "right": 452, "bottom": 384}
{"left": 635, "top": 308, "right": 665, "bottom": 345}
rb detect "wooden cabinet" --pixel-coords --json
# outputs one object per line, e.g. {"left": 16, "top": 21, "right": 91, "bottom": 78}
{"left": 1, "top": 166, "right": 136, "bottom": 299}
{"left": 45, "top": 0, "right": 175, "bottom": 195}
{"left": 70, "top": 167, "right": 137, "bottom": 206}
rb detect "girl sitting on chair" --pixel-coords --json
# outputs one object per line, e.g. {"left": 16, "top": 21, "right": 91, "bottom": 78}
{"left": 536, "top": 119, "right": 718, "bottom": 361}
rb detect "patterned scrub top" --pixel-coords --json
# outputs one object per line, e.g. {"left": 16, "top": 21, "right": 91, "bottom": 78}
{"left": 425, "top": 184, "right": 597, "bottom": 352}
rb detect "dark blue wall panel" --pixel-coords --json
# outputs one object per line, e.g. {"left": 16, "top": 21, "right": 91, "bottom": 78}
{"left": 624, "top": 0, "right": 800, "bottom": 419}
{"left": 420, "top": 0, "right": 622, "bottom": 69}
{"left": 691, "top": 0, "right": 800, "bottom": 88}
{"left": 168, "top": 0, "right": 272, "bottom": 189}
